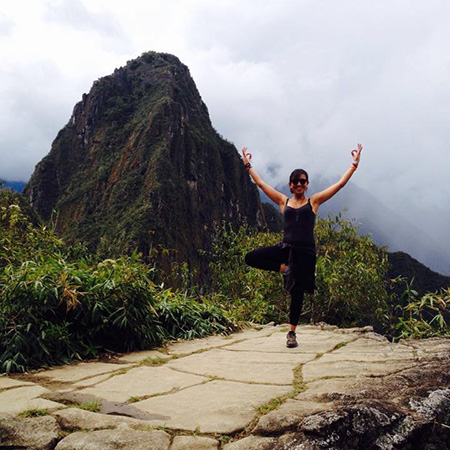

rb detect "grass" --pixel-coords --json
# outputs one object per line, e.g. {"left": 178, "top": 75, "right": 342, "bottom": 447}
{"left": 333, "top": 341, "right": 349, "bottom": 350}
{"left": 18, "top": 408, "right": 48, "bottom": 418}
{"left": 75, "top": 401, "right": 101, "bottom": 412}
{"left": 139, "top": 356, "right": 170, "bottom": 366}
{"left": 127, "top": 396, "right": 142, "bottom": 403}
{"left": 257, "top": 397, "right": 285, "bottom": 415}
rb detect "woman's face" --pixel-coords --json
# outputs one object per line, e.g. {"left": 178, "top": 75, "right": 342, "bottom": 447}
{"left": 289, "top": 175, "right": 308, "bottom": 194}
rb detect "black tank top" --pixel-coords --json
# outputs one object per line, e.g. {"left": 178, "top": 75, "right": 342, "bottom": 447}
{"left": 283, "top": 198, "right": 316, "bottom": 249}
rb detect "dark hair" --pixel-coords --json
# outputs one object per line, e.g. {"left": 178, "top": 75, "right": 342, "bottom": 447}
{"left": 289, "top": 169, "right": 309, "bottom": 193}
{"left": 289, "top": 169, "right": 309, "bottom": 183}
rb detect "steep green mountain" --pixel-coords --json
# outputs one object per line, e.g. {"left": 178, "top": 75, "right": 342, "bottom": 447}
{"left": 24, "top": 52, "right": 264, "bottom": 270}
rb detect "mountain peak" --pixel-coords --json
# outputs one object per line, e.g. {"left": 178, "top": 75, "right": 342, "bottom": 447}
{"left": 24, "top": 52, "right": 264, "bottom": 269}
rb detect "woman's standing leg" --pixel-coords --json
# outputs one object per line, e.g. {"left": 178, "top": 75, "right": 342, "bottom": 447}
{"left": 286, "top": 285, "right": 304, "bottom": 348}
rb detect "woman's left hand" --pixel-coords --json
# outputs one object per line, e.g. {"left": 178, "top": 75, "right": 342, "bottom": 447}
{"left": 351, "top": 143, "right": 363, "bottom": 164}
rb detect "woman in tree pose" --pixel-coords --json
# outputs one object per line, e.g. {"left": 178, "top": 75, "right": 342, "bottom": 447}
{"left": 242, "top": 144, "right": 363, "bottom": 348}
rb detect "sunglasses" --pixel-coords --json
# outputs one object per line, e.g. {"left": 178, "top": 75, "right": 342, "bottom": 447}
{"left": 291, "top": 178, "right": 308, "bottom": 185}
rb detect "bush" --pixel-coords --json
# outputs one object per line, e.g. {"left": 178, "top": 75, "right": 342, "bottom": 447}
{"left": 308, "top": 214, "right": 389, "bottom": 328}
{"left": 390, "top": 282, "right": 450, "bottom": 340}
{"left": 0, "top": 197, "right": 235, "bottom": 373}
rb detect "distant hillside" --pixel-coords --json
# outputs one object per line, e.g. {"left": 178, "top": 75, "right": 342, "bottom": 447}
{"left": 387, "top": 251, "right": 450, "bottom": 297}
{"left": 0, "top": 181, "right": 26, "bottom": 193}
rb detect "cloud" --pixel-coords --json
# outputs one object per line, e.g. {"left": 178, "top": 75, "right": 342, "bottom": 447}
{"left": 0, "top": 0, "right": 449, "bottom": 270}
{"left": 43, "top": 0, "right": 133, "bottom": 53}
{"left": 0, "top": 14, "right": 14, "bottom": 38}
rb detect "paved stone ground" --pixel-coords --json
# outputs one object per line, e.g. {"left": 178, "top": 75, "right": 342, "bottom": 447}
{"left": 1, "top": 323, "right": 450, "bottom": 450}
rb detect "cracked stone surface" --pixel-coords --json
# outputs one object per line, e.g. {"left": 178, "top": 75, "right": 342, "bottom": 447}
{"left": 1, "top": 324, "right": 450, "bottom": 450}
{"left": 77, "top": 366, "right": 208, "bottom": 403}
{"left": 171, "top": 435, "right": 219, "bottom": 450}
{"left": 36, "top": 362, "right": 134, "bottom": 383}
{"left": 54, "top": 428, "right": 170, "bottom": 450}
{"left": 132, "top": 379, "right": 292, "bottom": 433}
{"left": 166, "top": 347, "right": 308, "bottom": 385}
{"left": 0, "top": 385, "right": 65, "bottom": 414}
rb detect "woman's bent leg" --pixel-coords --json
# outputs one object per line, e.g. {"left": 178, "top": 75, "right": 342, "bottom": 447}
{"left": 244, "top": 245, "right": 284, "bottom": 272}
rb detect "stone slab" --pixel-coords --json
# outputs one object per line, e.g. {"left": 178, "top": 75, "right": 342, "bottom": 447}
{"left": 38, "top": 362, "right": 134, "bottom": 383}
{"left": 0, "top": 377, "right": 35, "bottom": 390}
{"left": 133, "top": 380, "right": 291, "bottom": 433}
{"left": 296, "top": 377, "right": 373, "bottom": 401}
{"left": 401, "top": 338, "right": 450, "bottom": 357}
{"left": 223, "top": 436, "right": 279, "bottom": 450}
{"left": 225, "top": 329, "right": 355, "bottom": 355}
{"left": 329, "top": 338, "right": 415, "bottom": 356}
{"left": 302, "top": 359, "right": 420, "bottom": 383}
{"left": 73, "top": 373, "right": 112, "bottom": 388}
{"left": 165, "top": 326, "right": 277, "bottom": 355}
{"left": 171, "top": 435, "right": 219, "bottom": 450}
{"left": 55, "top": 428, "right": 170, "bottom": 450}
{"left": 53, "top": 408, "right": 157, "bottom": 431}
{"left": 77, "top": 366, "right": 207, "bottom": 402}
{"left": 117, "top": 350, "right": 169, "bottom": 364}
{"left": 166, "top": 348, "right": 307, "bottom": 385}
{"left": 254, "top": 399, "right": 333, "bottom": 434}
{"left": 0, "top": 386, "right": 65, "bottom": 415}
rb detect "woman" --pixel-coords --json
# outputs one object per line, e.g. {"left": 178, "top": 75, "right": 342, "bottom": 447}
{"left": 242, "top": 143, "right": 363, "bottom": 348}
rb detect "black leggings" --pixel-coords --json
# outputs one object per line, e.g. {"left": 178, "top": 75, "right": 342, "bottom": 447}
{"left": 245, "top": 245, "right": 304, "bottom": 326}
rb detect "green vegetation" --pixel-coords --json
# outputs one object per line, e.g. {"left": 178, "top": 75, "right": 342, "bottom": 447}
{"left": 75, "top": 402, "right": 102, "bottom": 412}
{"left": 18, "top": 409, "right": 49, "bottom": 417}
{"left": 1, "top": 188, "right": 448, "bottom": 374}
{"left": 0, "top": 191, "right": 235, "bottom": 374}
{"left": 389, "top": 281, "right": 449, "bottom": 340}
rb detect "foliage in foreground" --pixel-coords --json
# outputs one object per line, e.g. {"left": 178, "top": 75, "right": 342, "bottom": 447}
{"left": 0, "top": 193, "right": 235, "bottom": 373}
{"left": 388, "top": 280, "right": 450, "bottom": 340}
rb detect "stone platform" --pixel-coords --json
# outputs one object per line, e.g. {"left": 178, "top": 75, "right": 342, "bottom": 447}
{"left": 1, "top": 324, "right": 450, "bottom": 450}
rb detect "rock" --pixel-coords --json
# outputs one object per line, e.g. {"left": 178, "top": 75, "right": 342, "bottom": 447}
{"left": 132, "top": 379, "right": 291, "bottom": 433}
{"left": 254, "top": 399, "right": 333, "bottom": 435}
{"left": 171, "top": 435, "right": 219, "bottom": 450}
{"left": 78, "top": 365, "right": 207, "bottom": 403}
{"left": 53, "top": 408, "right": 157, "bottom": 431}
{"left": 0, "top": 413, "right": 60, "bottom": 450}
{"left": 0, "top": 385, "right": 65, "bottom": 415}
{"left": 223, "top": 435, "right": 278, "bottom": 450}
{"left": 55, "top": 428, "right": 170, "bottom": 450}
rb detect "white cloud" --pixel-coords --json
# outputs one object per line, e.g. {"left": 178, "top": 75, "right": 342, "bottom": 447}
{"left": 0, "top": 0, "right": 449, "bottom": 257}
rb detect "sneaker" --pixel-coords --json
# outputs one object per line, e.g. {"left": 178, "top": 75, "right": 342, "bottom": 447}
{"left": 286, "top": 330, "right": 298, "bottom": 348}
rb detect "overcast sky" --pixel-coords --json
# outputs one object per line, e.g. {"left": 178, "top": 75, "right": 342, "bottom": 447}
{"left": 1, "top": 1, "right": 449, "bottom": 225}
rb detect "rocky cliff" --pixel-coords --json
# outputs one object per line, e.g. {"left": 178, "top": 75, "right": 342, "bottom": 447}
{"left": 24, "top": 52, "right": 264, "bottom": 269}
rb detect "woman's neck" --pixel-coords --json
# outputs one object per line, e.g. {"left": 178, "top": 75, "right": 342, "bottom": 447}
{"left": 293, "top": 193, "right": 307, "bottom": 201}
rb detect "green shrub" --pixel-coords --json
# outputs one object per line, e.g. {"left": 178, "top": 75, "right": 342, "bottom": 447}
{"left": 0, "top": 199, "right": 234, "bottom": 373}
{"left": 307, "top": 214, "right": 389, "bottom": 328}
{"left": 390, "top": 286, "right": 450, "bottom": 340}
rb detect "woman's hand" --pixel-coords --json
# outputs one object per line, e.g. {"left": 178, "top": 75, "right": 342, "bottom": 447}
{"left": 241, "top": 147, "right": 252, "bottom": 166}
{"left": 351, "top": 143, "right": 363, "bottom": 165}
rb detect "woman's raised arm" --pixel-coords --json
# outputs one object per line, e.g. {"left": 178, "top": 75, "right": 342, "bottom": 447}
{"left": 310, "top": 143, "right": 363, "bottom": 213}
{"left": 242, "top": 147, "right": 287, "bottom": 210}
